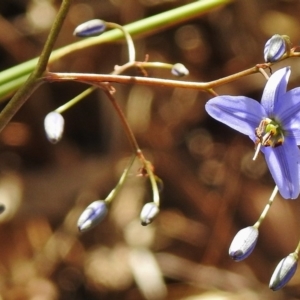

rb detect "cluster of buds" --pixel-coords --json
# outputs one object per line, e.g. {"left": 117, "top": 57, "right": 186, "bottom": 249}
{"left": 41, "top": 19, "right": 191, "bottom": 233}
{"left": 228, "top": 186, "right": 299, "bottom": 290}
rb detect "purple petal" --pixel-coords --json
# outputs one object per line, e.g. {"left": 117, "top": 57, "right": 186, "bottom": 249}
{"left": 273, "top": 88, "right": 300, "bottom": 144}
{"left": 205, "top": 96, "right": 265, "bottom": 138}
{"left": 262, "top": 137, "right": 300, "bottom": 199}
{"left": 261, "top": 67, "right": 290, "bottom": 116}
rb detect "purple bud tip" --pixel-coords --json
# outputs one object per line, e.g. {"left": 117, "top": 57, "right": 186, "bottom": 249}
{"left": 269, "top": 253, "right": 298, "bottom": 291}
{"left": 73, "top": 19, "right": 107, "bottom": 37}
{"left": 140, "top": 202, "right": 159, "bottom": 226}
{"left": 264, "top": 34, "right": 289, "bottom": 63}
{"left": 229, "top": 226, "right": 259, "bottom": 261}
{"left": 77, "top": 200, "right": 108, "bottom": 232}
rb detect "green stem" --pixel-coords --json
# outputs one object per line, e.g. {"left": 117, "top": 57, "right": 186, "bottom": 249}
{"left": 105, "top": 155, "right": 136, "bottom": 205}
{"left": 0, "top": 0, "right": 73, "bottom": 132}
{"left": 0, "top": 0, "right": 233, "bottom": 98}
{"left": 295, "top": 240, "right": 300, "bottom": 255}
{"left": 55, "top": 86, "right": 95, "bottom": 114}
{"left": 106, "top": 22, "right": 136, "bottom": 62}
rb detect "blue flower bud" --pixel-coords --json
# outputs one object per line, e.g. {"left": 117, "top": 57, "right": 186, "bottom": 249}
{"left": 171, "top": 63, "right": 189, "bottom": 77}
{"left": 73, "top": 19, "right": 107, "bottom": 37}
{"left": 140, "top": 202, "right": 159, "bottom": 226}
{"left": 229, "top": 226, "right": 258, "bottom": 261}
{"left": 264, "top": 34, "right": 290, "bottom": 63}
{"left": 77, "top": 200, "right": 108, "bottom": 232}
{"left": 44, "top": 112, "right": 65, "bottom": 144}
{"left": 269, "top": 253, "right": 298, "bottom": 291}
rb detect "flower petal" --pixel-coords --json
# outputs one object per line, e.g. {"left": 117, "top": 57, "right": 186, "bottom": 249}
{"left": 275, "top": 88, "right": 300, "bottom": 123}
{"left": 205, "top": 96, "right": 265, "bottom": 138}
{"left": 273, "top": 88, "right": 300, "bottom": 144}
{"left": 261, "top": 67, "right": 290, "bottom": 116}
{"left": 262, "top": 137, "right": 300, "bottom": 199}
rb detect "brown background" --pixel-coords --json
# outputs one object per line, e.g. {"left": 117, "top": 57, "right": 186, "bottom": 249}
{"left": 0, "top": 0, "right": 300, "bottom": 299}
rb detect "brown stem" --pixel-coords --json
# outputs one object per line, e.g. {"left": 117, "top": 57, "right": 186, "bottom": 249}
{"left": 46, "top": 63, "right": 270, "bottom": 93}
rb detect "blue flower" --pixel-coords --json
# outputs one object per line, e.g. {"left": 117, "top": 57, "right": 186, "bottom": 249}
{"left": 205, "top": 67, "right": 300, "bottom": 199}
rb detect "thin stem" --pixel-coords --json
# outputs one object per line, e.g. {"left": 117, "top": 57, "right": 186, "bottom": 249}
{"left": 46, "top": 62, "right": 270, "bottom": 92}
{"left": 0, "top": 0, "right": 233, "bottom": 99}
{"left": 0, "top": 0, "right": 73, "bottom": 133}
{"left": 54, "top": 26, "right": 136, "bottom": 114}
{"left": 55, "top": 86, "right": 95, "bottom": 114}
{"left": 102, "top": 86, "right": 160, "bottom": 206}
{"left": 253, "top": 186, "right": 278, "bottom": 229}
{"left": 253, "top": 143, "right": 261, "bottom": 161}
{"left": 259, "top": 67, "right": 270, "bottom": 80}
{"left": 52, "top": 60, "right": 186, "bottom": 113}
{"left": 105, "top": 155, "right": 136, "bottom": 205}
{"left": 294, "top": 239, "right": 300, "bottom": 255}
{"left": 106, "top": 22, "right": 136, "bottom": 62}
{"left": 103, "top": 87, "right": 141, "bottom": 153}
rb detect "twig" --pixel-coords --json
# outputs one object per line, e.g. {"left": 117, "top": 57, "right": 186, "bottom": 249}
{"left": 0, "top": 0, "right": 73, "bottom": 133}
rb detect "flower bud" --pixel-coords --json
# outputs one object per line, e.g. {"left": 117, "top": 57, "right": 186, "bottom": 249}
{"left": 140, "top": 202, "right": 159, "bottom": 226}
{"left": 73, "top": 19, "right": 107, "bottom": 37}
{"left": 44, "top": 112, "right": 65, "bottom": 144}
{"left": 77, "top": 200, "right": 108, "bottom": 232}
{"left": 229, "top": 226, "right": 258, "bottom": 261}
{"left": 171, "top": 63, "right": 189, "bottom": 77}
{"left": 264, "top": 34, "right": 291, "bottom": 63}
{"left": 269, "top": 253, "right": 298, "bottom": 291}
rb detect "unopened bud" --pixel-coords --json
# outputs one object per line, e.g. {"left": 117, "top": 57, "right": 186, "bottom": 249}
{"left": 264, "top": 34, "right": 291, "bottom": 63}
{"left": 73, "top": 19, "right": 107, "bottom": 37}
{"left": 77, "top": 200, "right": 108, "bottom": 232}
{"left": 229, "top": 226, "right": 259, "bottom": 261}
{"left": 44, "top": 112, "right": 64, "bottom": 144}
{"left": 140, "top": 202, "right": 159, "bottom": 226}
{"left": 171, "top": 63, "right": 189, "bottom": 77}
{"left": 269, "top": 252, "right": 298, "bottom": 291}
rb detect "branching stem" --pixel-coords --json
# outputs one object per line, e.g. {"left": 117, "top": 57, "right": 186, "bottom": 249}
{"left": 0, "top": 0, "right": 73, "bottom": 132}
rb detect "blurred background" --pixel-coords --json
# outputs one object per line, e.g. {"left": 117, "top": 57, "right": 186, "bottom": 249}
{"left": 1, "top": 0, "right": 300, "bottom": 299}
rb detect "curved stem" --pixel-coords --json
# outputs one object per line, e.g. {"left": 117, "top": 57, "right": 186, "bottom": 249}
{"left": 105, "top": 155, "right": 136, "bottom": 205}
{"left": 106, "top": 22, "right": 136, "bottom": 62}
{"left": 102, "top": 86, "right": 160, "bottom": 206}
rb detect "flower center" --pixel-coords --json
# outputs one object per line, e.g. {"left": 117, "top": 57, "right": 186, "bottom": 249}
{"left": 255, "top": 118, "right": 284, "bottom": 147}
{"left": 253, "top": 118, "right": 284, "bottom": 160}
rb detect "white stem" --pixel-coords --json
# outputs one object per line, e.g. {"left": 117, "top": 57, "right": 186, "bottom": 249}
{"left": 253, "top": 143, "right": 261, "bottom": 161}
{"left": 254, "top": 186, "right": 278, "bottom": 228}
